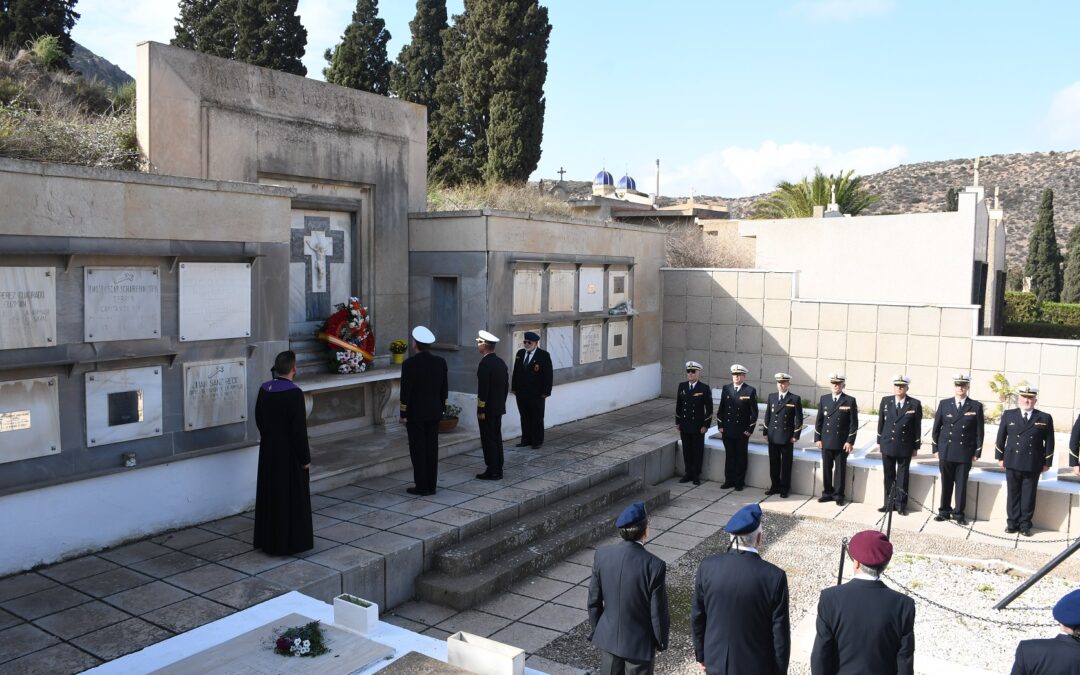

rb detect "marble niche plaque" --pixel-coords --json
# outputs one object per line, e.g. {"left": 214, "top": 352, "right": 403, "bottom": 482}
{"left": 608, "top": 319, "right": 629, "bottom": 359}
{"left": 184, "top": 360, "right": 248, "bottom": 430}
{"left": 546, "top": 324, "right": 574, "bottom": 370}
{"left": 579, "top": 322, "right": 603, "bottom": 364}
{"left": 84, "top": 267, "right": 161, "bottom": 342}
{"left": 547, "top": 267, "right": 575, "bottom": 312}
{"left": 512, "top": 268, "right": 543, "bottom": 315}
{"left": 608, "top": 268, "right": 629, "bottom": 309}
{"left": 578, "top": 266, "right": 604, "bottom": 313}
{"left": 85, "top": 366, "right": 163, "bottom": 447}
{"left": 0, "top": 266, "right": 56, "bottom": 350}
{"left": 0, "top": 377, "right": 61, "bottom": 465}
{"left": 179, "top": 262, "right": 252, "bottom": 342}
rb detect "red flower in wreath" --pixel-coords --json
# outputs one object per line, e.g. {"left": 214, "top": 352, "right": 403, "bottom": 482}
{"left": 318, "top": 297, "right": 375, "bottom": 373}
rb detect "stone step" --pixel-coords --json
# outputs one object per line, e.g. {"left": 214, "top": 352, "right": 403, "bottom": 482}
{"left": 433, "top": 474, "right": 644, "bottom": 575}
{"left": 415, "top": 483, "right": 670, "bottom": 610}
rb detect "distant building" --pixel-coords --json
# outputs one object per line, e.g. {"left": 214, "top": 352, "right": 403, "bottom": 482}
{"left": 568, "top": 168, "right": 729, "bottom": 226}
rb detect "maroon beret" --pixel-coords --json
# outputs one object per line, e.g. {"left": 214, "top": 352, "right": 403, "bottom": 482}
{"left": 848, "top": 530, "right": 893, "bottom": 567}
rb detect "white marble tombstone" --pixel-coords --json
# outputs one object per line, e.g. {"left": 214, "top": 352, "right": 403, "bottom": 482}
{"left": 578, "top": 266, "right": 604, "bottom": 313}
{"left": 85, "top": 366, "right": 163, "bottom": 447}
{"left": 547, "top": 267, "right": 575, "bottom": 312}
{"left": 84, "top": 267, "right": 162, "bottom": 342}
{"left": 0, "top": 266, "right": 56, "bottom": 350}
{"left": 178, "top": 262, "right": 252, "bottom": 342}
{"left": 0, "top": 376, "right": 61, "bottom": 464}
{"left": 512, "top": 268, "right": 543, "bottom": 315}
{"left": 545, "top": 325, "right": 574, "bottom": 370}
{"left": 608, "top": 319, "right": 629, "bottom": 359}
{"left": 183, "top": 360, "right": 248, "bottom": 431}
{"left": 579, "top": 322, "right": 603, "bottom": 364}
{"left": 608, "top": 268, "right": 628, "bottom": 309}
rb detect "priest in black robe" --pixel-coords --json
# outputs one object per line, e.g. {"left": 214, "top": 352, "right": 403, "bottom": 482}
{"left": 253, "top": 350, "right": 314, "bottom": 555}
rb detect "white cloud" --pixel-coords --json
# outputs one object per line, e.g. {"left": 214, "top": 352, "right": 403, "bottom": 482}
{"left": 1047, "top": 81, "right": 1080, "bottom": 145}
{"left": 792, "top": 0, "right": 894, "bottom": 21}
{"left": 646, "top": 141, "right": 908, "bottom": 198}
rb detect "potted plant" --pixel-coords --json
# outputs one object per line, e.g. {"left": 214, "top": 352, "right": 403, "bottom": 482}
{"left": 389, "top": 339, "right": 408, "bottom": 365}
{"left": 439, "top": 403, "right": 461, "bottom": 433}
{"left": 333, "top": 593, "right": 379, "bottom": 635}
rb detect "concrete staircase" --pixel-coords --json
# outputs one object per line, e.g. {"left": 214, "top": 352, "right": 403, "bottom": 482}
{"left": 291, "top": 335, "right": 330, "bottom": 377}
{"left": 415, "top": 474, "right": 670, "bottom": 610}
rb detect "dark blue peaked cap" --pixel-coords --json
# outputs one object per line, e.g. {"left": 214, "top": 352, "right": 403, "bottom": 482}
{"left": 616, "top": 501, "right": 647, "bottom": 528}
{"left": 524, "top": 331, "right": 540, "bottom": 341}
{"left": 724, "top": 503, "right": 762, "bottom": 535}
{"left": 1054, "top": 589, "right": 1080, "bottom": 626}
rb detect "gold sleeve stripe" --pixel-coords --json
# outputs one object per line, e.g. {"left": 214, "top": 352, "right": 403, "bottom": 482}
{"left": 477, "top": 401, "right": 486, "bottom": 408}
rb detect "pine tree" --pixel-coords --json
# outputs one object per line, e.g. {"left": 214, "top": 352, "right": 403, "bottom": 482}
{"left": 1024, "top": 188, "right": 1063, "bottom": 303}
{"left": 0, "top": 0, "right": 79, "bottom": 60}
{"left": 945, "top": 187, "right": 958, "bottom": 212}
{"left": 1061, "top": 225, "right": 1080, "bottom": 303}
{"left": 390, "top": 0, "right": 446, "bottom": 109}
{"left": 233, "top": 0, "right": 307, "bottom": 76}
{"left": 172, "top": 0, "right": 236, "bottom": 58}
{"left": 323, "top": 0, "right": 391, "bottom": 93}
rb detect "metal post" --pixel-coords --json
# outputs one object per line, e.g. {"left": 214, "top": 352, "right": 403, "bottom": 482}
{"left": 836, "top": 537, "right": 849, "bottom": 586}
{"left": 885, "top": 481, "right": 896, "bottom": 539}
{"left": 994, "top": 537, "right": 1080, "bottom": 610}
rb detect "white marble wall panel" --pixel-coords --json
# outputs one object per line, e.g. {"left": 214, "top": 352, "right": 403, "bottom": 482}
{"left": 0, "top": 376, "right": 61, "bottom": 465}
{"left": 608, "top": 320, "right": 629, "bottom": 359}
{"left": 548, "top": 268, "right": 575, "bottom": 312}
{"left": 183, "top": 360, "right": 248, "bottom": 431}
{"left": 579, "top": 266, "right": 604, "bottom": 313}
{"left": 83, "top": 267, "right": 161, "bottom": 342}
{"left": 512, "top": 269, "right": 542, "bottom": 315}
{"left": 179, "top": 262, "right": 252, "bottom": 341}
{"left": 85, "top": 367, "right": 163, "bottom": 447}
{"left": 547, "top": 325, "right": 574, "bottom": 370}
{"left": 608, "top": 268, "right": 628, "bottom": 309}
{"left": 579, "top": 322, "right": 603, "bottom": 364}
{"left": 0, "top": 267, "right": 56, "bottom": 350}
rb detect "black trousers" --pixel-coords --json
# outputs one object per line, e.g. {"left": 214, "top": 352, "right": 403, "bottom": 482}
{"left": 768, "top": 442, "right": 793, "bottom": 491}
{"left": 938, "top": 459, "right": 971, "bottom": 518}
{"left": 680, "top": 430, "right": 704, "bottom": 479}
{"left": 722, "top": 434, "right": 749, "bottom": 487}
{"left": 478, "top": 413, "right": 504, "bottom": 473}
{"left": 821, "top": 448, "right": 847, "bottom": 497}
{"left": 1006, "top": 468, "right": 1040, "bottom": 530}
{"left": 406, "top": 420, "right": 439, "bottom": 493}
{"left": 598, "top": 650, "right": 654, "bottom": 675}
{"left": 882, "top": 454, "right": 912, "bottom": 509}
{"left": 517, "top": 394, "right": 546, "bottom": 446}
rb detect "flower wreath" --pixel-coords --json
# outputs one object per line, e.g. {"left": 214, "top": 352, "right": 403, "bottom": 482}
{"left": 318, "top": 297, "right": 375, "bottom": 374}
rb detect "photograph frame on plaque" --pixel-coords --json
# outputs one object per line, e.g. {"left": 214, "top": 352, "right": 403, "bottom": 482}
{"left": 183, "top": 360, "right": 248, "bottom": 431}
{"left": 579, "top": 321, "right": 603, "bottom": 364}
{"left": 84, "top": 266, "right": 162, "bottom": 342}
{"left": 0, "top": 376, "right": 61, "bottom": 465}
{"left": 608, "top": 319, "right": 629, "bottom": 359}
{"left": 178, "top": 262, "right": 252, "bottom": 342}
{"left": 85, "top": 366, "right": 163, "bottom": 447}
{"left": 608, "top": 268, "right": 629, "bottom": 309}
{"left": 0, "top": 266, "right": 56, "bottom": 350}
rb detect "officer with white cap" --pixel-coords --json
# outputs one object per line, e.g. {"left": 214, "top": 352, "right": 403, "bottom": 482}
{"left": 814, "top": 373, "right": 859, "bottom": 506}
{"left": 718, "top": 364, "right": 759, "bottom": 490}
{"left": 475, "top": 330, "right": 508, "bottom": 480}
{"left": 763, "top": 373, "right": 803, "bottom": 498}
{"left": 1010, "top": 588, "right": 1080, "bottom": 674}
{"left": 996, "top": 385, "right": 1054, "bottom": 536}
{"left": 876, "top": 375, "right": 922, "bottom": 516}
{"left": 676, "top": 361, "right": 713, "bottom": 485}
{"left": 399, "top": 326, "right": 448, "bottom": 495}
{"left": 931, "top": 373, "right": 984, "bottom": 525}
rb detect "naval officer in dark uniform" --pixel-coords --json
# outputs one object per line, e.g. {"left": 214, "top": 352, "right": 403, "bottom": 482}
{"left": 718, "top": 364, "right": 758, "bottom": 491}
{"left": 676, "top": 360, "right": 713, "bottom": 485}
{"left": 995, "top": 385, "right": 1054, "bottom": 537}
{"left": 692, "top": 503, "right": 790, "bottom": 675}
{"left": 876, "top": 375, "right": 922, "bottom": 516}
{"left": 475, "top": 330, "right": 508, "bottom": 481}
{"left": 815, "top": 374, "right": 858, "bottom": 506}
{"left": 932, "top": 373, "right": 984, "bottom": 525}
{"left": 511, "top": 330, "right": 553, "bottom": 449}
{"left": 399, "top": 325, "right": 449, "bottom": 496}
{"left": 1068, "top": 411, "right": 1080, "bottom": 477}
{"left": 1010, "top": 589, "right": 1080, "bottom": 675}
{"left": 588, "top": 501, "right": 670, "bottom": 675}
{"left": 763, "top": 372, "right": 803, "bottom": 498}
{"left": 811, "top": 530, "right": 915, "bottom": 675}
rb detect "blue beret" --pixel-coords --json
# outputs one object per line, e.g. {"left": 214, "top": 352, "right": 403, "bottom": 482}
{"left": 524, "top": 331, "right": 540, "bottom": 342}
{"left": 616, "top": 501, "right": 647, "bottom": 528}
{"left": 1054, "top": 589, "right": 1080, "bottom": 626}
{"left": 724, "top": 504, "right": 762, "bottom": 535}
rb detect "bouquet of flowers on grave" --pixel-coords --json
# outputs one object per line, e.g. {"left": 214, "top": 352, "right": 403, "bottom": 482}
{"left": 317, "top": 296, "right": 375, "bottom": 374}
{"left": 270, "top": 620, "right": 329, "bottom": 657}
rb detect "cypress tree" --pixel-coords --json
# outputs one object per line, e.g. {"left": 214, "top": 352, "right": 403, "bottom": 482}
{"left": 1061, "top": 225, "right": 1080, "bottom": 303}
{"left": 429, "top": 16, "right": 481, "bottom": 185}
{"left": 323, "top": 0, "right": 391, "bottom": 94}
{"left": 233, "top": 0, "right": 307, "bottom": 76}
{"left": 172, "top": 0, "right": 236, "bottom": 58}
{"left": 390, "top": 0, "right": 446, "bottom": 110}
{"left": 0, "top": 0, "right": 79, "bottom": 60}
{"left": 1024, "top": 188, "right": 1063, "bottom": 303}
{"left": 945, "top": 187, "right": 958, "bottom": 212}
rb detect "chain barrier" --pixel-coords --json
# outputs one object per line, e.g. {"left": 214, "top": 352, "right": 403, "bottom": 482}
{"left": 880, "top": 570, "right": 1059, "bottom": 628}
{"left": 892, "top": 487, "right": 1075, "bottom": 545}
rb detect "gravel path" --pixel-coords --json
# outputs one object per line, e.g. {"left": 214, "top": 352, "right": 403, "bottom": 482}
{"left": 535, "top": 512, "right": 1079, "bottom": 674}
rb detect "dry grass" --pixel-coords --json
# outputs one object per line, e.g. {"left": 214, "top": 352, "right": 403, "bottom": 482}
{"left": 427, "top": 182, "right": 572, "bottom": 217}
{"left": 665, "top": 224, "right": 755, "bottom": 268}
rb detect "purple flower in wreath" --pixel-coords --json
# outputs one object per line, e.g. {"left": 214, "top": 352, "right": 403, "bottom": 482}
{"left": 275, "top": 637, "right": 291, "bottom": 652}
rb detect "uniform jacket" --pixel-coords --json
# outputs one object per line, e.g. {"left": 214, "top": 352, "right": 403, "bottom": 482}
{"left": 764, "top": 391, "right": 804, "bottom": 445}
{"left": 931, "top": 397, "right": 985, "bottom": 462}
{"left": 718, "top": 383, "right": 759, "bottom": 439}
{"left": 511, "top": 347, "right": 553, "bottom": 398}
{"left": 876, "top": 396, "right": 923, "bottom": 457}
{"left": 676, "top": 380, "right": 714, "bottom": 434}
{"left": 995, "top": 408, "right": 1055, "bottom": 473}
{"left": 811, "top": 578, "right": 915, "bottom": 675}
{"left": 588, "top": 540, "right": 670, "bottom": 663}
{"left": 815, "top": 393, "right": 859, "bottom": 450}
{"left": 1068, "top": 414, "right": 1080, "bottom": 468}
{"left": 399, "top": 350, "right": 449, "bottom": 422}
{"left": 691, "top": 549, "right": 790, "bottom": 675}
{"left": 1010, "top": 634, "right": 1080, "bottom": 675}
{"left": 476, "top": 352, "right": 508, "bottom": 416}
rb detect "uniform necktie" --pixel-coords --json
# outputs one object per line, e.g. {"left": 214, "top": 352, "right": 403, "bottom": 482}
{"left": 833, "top": 396, "right": 838, "bottom": 403}
{"left": 1023, "top": 412, "right": 1029, "bottom": 422}
{"left": 525, "top": 351, "right": 531, "bottom": 367}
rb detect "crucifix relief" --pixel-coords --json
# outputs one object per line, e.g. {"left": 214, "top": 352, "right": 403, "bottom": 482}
{"left": 290, "top": 215, "right": 347, "bottom": 322}
{"left": 304, "top": 230, "right": 333, "bottom": 293}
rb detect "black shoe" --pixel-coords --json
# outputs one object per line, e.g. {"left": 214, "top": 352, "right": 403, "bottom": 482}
{"left": 515, "top": 442, "right": 530, "bottom": 447}
{"left": 693, "top": 479, "right": 701, "bottom": 486}
{"left": 835, "top": 497, "right": 845, "bottom": 506}
{"left": 933, "top": 515, "right": 947, "bottom": 522}
{"left": 1005, "top": 526, "right": 1018, "bottom": 534}
{"left": 878, "top": 506, "right": 892, "bottom": 513}
{"left": 406, "top": 487, "right": 424, "bottom": 495}
{"left": 679, "top": 475, "right": 693, "bottom": 483}
{"left": 720, "top": 482, "right": 734, "bottom": 489}
{"left": 780, "top": 492, "right": 788, "bottom": 498}
{"left": 1021, "top": 529, "right": 1034, "bottom": 537}
{"left": 475, "top": 471, "right": 491, "bottom": 480}
{"left": 955, "top": 517, "right": 968, "bottom": 526}
{"left": 764, "top": 488, "right": 777, "bottom": 496}
{"left": 817, "top": 495, "right": 834, "bottom": 503}
{"left": 531, "top": 444, "right": 542, "bottom": 449}
{"left": 898, "top": 508, "right": 907, "bottom": 516}
{"left": 734, "top": 485, "right": 744, "bottom": 492}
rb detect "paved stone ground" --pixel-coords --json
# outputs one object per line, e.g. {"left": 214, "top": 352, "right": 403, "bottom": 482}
{"left": 0, "top": 399, "right": 676, "bottom": 674}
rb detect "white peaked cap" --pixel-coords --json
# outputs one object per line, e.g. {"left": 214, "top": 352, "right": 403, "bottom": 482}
{"left": 412, "top": 326, "right": 436, "bottom": 344}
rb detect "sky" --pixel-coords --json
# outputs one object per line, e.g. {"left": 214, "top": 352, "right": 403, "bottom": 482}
{"left": 72, "top": 0, "right": 1080, "bottom": 197}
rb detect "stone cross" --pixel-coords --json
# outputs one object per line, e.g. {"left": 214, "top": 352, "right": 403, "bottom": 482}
{"left": 557, "top": 167, "right": 566, "bottom": 182}
{"left": 304, "top": 230, "right": 333, "bottom": 293}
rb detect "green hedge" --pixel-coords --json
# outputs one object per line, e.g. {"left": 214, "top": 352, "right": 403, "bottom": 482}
{"left": 1005, "top": 292, "right": 1040, "bottom": 322}
{"left": 1005, "top": 292, "right": 1080, "bottom": 327}
{"left": 1039, "top": 301, "right": 1080, "bottom": 326}
{"left": 1004, "top": 322, "right": 1080, "bottom": 340}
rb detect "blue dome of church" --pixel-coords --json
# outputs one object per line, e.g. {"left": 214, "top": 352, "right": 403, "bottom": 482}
{"left": 594, "top": 170, "right": 614, "bottom": 186}
{"left": 617, "top": 175, "right": 636, "bottom": 190}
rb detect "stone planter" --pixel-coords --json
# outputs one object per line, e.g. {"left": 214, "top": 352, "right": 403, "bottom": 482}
{"left": 438, "top": 416, "right": 459, "bottom": 433}
{"left": 446, "top": 631, "right": 524, "bottom": 675}
{"left": 391, "top": 352, "right": 405, "bottom": 365}
{"left": 333, "top": 593, "right": 379, "bottom": 636}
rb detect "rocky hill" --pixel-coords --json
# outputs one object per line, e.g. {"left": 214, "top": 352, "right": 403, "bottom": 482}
{"left": 543, "top": 150, "right": 1080, "bottom": 267}
{"left": 70, "top": 41, "right": 132, "bottom": 90}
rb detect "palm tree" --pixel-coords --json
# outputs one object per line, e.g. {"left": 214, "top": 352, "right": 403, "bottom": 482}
{"left": 750, "top": 167, "right": 880, "bottom": 219}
